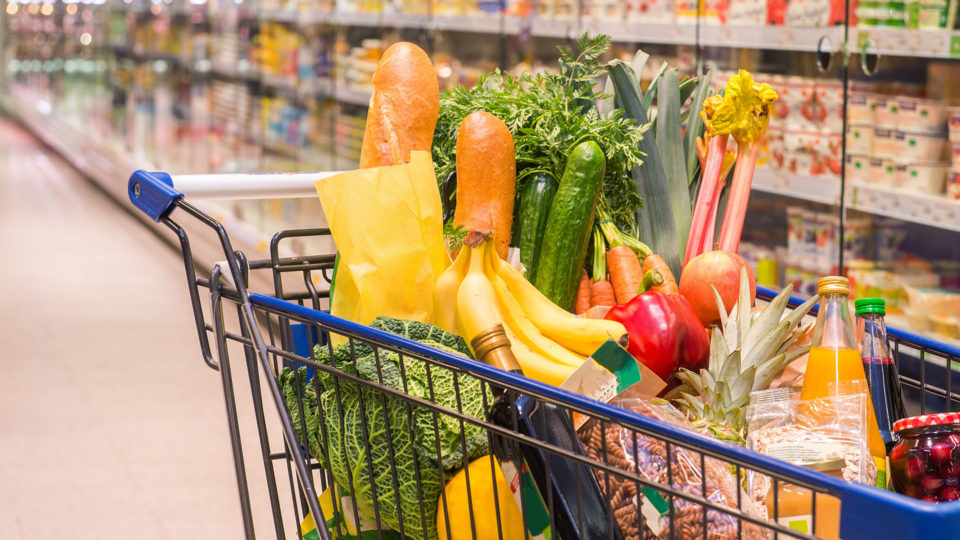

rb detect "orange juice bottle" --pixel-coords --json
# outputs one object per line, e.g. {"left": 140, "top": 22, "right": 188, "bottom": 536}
{"left": 801, "top": 276, "right": 888, "bottom": 488}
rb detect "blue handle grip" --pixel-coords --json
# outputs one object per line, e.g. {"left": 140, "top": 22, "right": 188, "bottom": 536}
{"left": 128, "top": 170, "right": 182, "bottom": 221}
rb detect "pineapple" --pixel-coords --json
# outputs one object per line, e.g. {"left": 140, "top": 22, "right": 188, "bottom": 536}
{"left": 668, "top": 269, "right": 820, "bottom": 445}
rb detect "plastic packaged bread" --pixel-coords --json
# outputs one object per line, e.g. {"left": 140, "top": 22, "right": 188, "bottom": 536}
{"left": 452, "top": 111, "right": 517, "bottom": 259}
{"left": 358, "top": 42, "right": 440, "bottom": 169}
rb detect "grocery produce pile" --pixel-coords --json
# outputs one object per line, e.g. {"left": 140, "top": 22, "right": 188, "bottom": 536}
{"left": 277, "top": 35, "right": 947, "bottom": 540}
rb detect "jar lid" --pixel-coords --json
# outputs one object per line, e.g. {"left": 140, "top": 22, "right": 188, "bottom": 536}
{"left": 855, "top": 298, "right": 886, "bottom": 316}
{"left": 893, "top": 413, "right": 960, "bottom": 432}
{"left": 818, "top": 276, "right": 850, "bottom": 296}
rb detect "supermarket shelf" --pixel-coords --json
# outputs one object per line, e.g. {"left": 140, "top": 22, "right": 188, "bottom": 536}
{"left": 700, "top": 24, "right": 842, "bottom": 52}
{"left": 586, "top": 20, "right": 697, "bottom": 45}
{"left": 853, "top": 27, "right": 960, "bottom": 59}
{"left": 847, "top": 181, "right": 960, "bottom": 231}
{"left": 258, "top": 8, "right": 300, "bottom": 24}
{"left": 753, "top": 167, "right": 960, "bottom": 232}
{"left": 333, "top": 11, "right": 382, "bottom": 27}
{"left": 753, "top": 167, "right": 841, "bottom": 206}
{"left": 111, "top": 3, "right": 960, "bottom": 59}
{"left": 211, "top": 61, "right": 258, "bottom": 82}
{"left": 260, "top": 72, "right": 298, "bottom": 92}
{"left": 433, "top": 14, "right": 506, "bottom": 34}
{"left": 333, "top": 86, "right": 372, "bottom": 106}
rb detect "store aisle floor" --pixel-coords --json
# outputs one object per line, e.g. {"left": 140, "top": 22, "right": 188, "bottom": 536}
{"left": 0, "top": 117, "right": 246, "bottom": 539}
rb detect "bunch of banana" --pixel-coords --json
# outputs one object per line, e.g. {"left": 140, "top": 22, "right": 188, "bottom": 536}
{"left": 434, "top": 233, "right": 627, "bottom": 387}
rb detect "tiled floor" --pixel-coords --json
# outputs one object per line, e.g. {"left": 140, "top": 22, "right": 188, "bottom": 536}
{"left": 0, "top": 117, "right": 275, "bottom": 538}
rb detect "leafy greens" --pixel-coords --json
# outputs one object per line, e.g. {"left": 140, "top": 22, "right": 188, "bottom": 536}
{"left": 432, "top": 34, "right": 649, "bottom": 231}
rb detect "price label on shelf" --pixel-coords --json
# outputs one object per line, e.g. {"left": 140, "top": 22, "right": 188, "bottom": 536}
{"left": 951, "top": 35, "right": 960, "bottom": 58}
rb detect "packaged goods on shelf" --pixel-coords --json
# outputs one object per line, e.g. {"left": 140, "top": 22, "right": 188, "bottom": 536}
{"left": 536, "top": 0, "right": 577, "bottom": 19}
{"left": 626, "top": 0, "right": 675, "bottom": 22}
{"left": 580, "top": 0, "right": 625, "bottom": 20}
{"left": 859, "top": 0, "right": 957, "bottom": 29}
{"left": 723, "top": 0, "right": 768, "bottom": 25}
{"left": 785, "top": 206, "right": 869, "bottom": 276}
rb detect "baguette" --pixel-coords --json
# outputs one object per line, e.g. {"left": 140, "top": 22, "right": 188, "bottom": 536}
{"left": 453, "top": 111, "right": 517, "bottom": 259}
{"left": 358, "top": 42, "right": 440, "bottom": 169}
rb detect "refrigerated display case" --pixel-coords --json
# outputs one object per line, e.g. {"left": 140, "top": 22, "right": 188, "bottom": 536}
{"left": 4, "top": 0, "right": 960, "bottom": 342}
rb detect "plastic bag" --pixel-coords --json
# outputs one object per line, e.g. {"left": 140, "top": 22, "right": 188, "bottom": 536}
{"left": 578, "top": 398, "right": 769, "bottom": 540}
{"left": 315, "top": 151, "right": 449, "bottom": 329}
{"left": 746, "top": 385, "right": 877, "bottom": 498}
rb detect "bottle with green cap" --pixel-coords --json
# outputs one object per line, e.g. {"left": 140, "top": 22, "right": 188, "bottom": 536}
{"left": 857, "top": 297, "right": 907, "bottom": 453}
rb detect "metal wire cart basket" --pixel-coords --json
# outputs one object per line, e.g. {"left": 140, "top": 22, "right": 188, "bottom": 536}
{"left": 129, "top": 170, "right": 960, "bottom": 540}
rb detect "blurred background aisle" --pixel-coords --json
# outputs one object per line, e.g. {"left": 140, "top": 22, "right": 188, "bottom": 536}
{"left": 0, "top": 117, "right": 244, "bottom": 539}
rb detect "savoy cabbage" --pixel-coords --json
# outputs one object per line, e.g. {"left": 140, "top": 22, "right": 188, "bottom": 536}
{"left": 280, "top": 323, "right": 490, "bottom": 540}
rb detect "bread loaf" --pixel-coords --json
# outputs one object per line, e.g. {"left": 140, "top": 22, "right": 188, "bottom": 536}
{"left": 358, "top": 42, "right": 440, "bottom": 169}
{"left": 453, "top": 111, "right": 517, "bottom": 259}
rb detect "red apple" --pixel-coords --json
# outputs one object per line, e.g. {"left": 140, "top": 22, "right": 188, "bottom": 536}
{"left": 679, "top": 251, "right": 757, "bottom": 326}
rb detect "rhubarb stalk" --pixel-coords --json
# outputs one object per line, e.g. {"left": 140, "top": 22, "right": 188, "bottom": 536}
{"left": 699, "top": 148, "right": 737, "bottom": 254}
{"left": 684, "top": 133, "right": 728, "bottom": 265}
{"left": 715, "top": 71, "right": 778, "bottom": 253}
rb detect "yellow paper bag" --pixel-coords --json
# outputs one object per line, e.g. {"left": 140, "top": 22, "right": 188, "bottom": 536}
{"left": 315, "top": 151, "right": 449, "bottom": 328}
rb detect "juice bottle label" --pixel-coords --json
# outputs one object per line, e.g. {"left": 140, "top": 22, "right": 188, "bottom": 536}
{"left": 874, "top": 456, "right": 887, "bottom": 490}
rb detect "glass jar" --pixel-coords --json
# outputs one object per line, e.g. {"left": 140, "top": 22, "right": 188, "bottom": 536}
{"left": 889, "top": 413, "right": 960, "bottom": 502}
{"left": 766, "top": 458, "right": 844, "bottom": 540}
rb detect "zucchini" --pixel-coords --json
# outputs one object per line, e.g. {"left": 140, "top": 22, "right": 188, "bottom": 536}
{"left": 534, "top": 141, "right": 606, "bottom": 311}
{"left": 517, "top": 172, "right": 559, "bottom": 283}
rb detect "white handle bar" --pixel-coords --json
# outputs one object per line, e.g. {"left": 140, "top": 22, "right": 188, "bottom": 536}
{"left": 166, "top": 171, "right": 347, "bottom": 200}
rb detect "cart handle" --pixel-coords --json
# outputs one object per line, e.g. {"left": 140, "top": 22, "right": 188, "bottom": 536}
{"left": 128, "top": 169, "right": 346, "bottom": 221}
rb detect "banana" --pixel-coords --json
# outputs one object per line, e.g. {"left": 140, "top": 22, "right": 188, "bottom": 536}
{"left": 494, "top": 255, "right": 628, "bottom": 356}
{"left": 482, "top": 244, "right": 585, "bottom": 368}
{"left": 502, "top": 324, "right": 577, "bottom": 387}
{"left": 456, "top": 241, "right": 505, "bottom": 350}
{"left": 433, "top": 248, "right": 470, "bottom": 334}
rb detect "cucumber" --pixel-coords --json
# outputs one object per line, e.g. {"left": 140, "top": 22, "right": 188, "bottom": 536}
{"left": 534, "top": 141, "right": 606, "bottom": 311}
{"left": 517, "top": 172, "right": 559, "bottom": 283}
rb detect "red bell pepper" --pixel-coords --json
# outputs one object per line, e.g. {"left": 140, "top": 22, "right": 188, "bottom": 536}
{"left": 604, "top": 291, "right": 684, "bottom": 380}
{"left": 604, "top": 291, "right": 710, "bottom": 381}
{"left": 665, "top": 294, "right": 710, "bottom": 372}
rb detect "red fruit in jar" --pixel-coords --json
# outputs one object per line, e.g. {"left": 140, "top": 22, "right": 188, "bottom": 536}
{"left": 679, "top": 251, "right": 756, "bottom": 326}
{"left": 941, "top": 462, "right": 960, "bottom": 481}
{"left": 930, "top": 443, "right": 953, "bottom": 463}
{"left": 922, "top": 495, "right": 940, "bottom": 503}
{"left": 890, "top": 443, "right": 907, "bottom": 462}
{"left": 922, "top": 475, "right": 944, "bottom": 493}
{"left": 906, "top": 457, "right": 927, "bottom": 481}
{"left": 940, "top": 486, "right": 960, "bottom": 502}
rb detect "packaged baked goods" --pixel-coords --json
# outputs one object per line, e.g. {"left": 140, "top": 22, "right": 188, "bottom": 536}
{"left": 746, "top": 386, "right": 878, "bottom": 495}
{"left": 578, "top": 398, "right": 769, "bottom": 540}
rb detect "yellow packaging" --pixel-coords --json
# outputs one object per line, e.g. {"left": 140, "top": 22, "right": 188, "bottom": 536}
{"left": 315, "top": 151, "right": 449, "bottom": 329}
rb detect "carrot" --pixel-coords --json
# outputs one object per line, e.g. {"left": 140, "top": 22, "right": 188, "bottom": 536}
{"left": 574, "top": 270, "right": 592, "bottom": 315}
{"left": 584, "top": 305, "right": 613, "bottom": 320}
{"left": 606, "top": 245, "right": 644, "bottom": 304}
{"left": 590, "top": 279, "right": 616, "bottom": 308}
{"left": 642, "top": 254, "right": 679, "bottom": 295}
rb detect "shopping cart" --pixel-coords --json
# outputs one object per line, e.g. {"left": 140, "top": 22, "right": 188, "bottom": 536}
{"left": 129, "top": 169, "right": 960, "bottom": 540}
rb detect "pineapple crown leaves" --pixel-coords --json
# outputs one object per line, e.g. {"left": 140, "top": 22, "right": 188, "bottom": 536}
{"left": 668, "top": 268, "right": 820, "bottom": 432}
{"left": 713, "top": 268, "right": 820, "bottom": 391}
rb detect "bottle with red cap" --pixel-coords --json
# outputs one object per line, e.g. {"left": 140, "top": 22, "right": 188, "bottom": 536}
{"left": 889, "top": 413, "right": 960, "bottom": 502}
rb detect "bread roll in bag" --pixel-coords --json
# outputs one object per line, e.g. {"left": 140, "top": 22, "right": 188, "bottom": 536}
{"left": 359, "top": 42, "right": 440, "bottom": 169}
{"left": 453, "top": 111, "right": 517, "bottom": 259}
